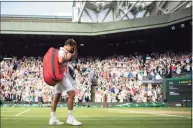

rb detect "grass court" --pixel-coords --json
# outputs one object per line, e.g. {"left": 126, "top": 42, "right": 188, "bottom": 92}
{"left": 1, "top": 107, "right": 192, "bottom": 128}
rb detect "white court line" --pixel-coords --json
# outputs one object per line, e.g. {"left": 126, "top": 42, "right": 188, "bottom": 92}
{"left": 129, "top": 110, "right": 192, "bottom": 119}
{"left": 107, "top": 109, "right": 191, "bottom": 119}
{"left": 12, "top": 104, "right": 16, "bottom": 107}
{"left": 15, "top": 109, "right": 31, "bottom": 116}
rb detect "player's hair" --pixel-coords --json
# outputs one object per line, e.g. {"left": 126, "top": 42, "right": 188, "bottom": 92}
{"left": 64, "top": 39, "right": 76, "bottom": 46}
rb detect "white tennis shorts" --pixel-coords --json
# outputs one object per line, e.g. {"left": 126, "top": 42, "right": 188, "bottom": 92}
{"left": 54, "top": 74, "right": 76, "bottom": 94}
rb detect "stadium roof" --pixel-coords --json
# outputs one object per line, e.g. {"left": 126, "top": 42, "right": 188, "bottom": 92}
{"left": 72, "top": 0, "right": 192, "bottom": 23}
{"left": 1, "top": 14, "right": 72, "bottom": 23}
{"left": 1, "top": 14, "right": 72, "bottom": 19}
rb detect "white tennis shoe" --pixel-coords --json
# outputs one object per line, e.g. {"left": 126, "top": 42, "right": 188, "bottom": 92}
{"left": 66, "top": 116, "right": 82, "bottom": 126}
{"left": 49, "top": 118, "right": 64, "bottom": 125}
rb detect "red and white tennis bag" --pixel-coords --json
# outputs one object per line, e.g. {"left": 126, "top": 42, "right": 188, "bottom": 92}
{"left": 43, "top": 47, "right": 64, "bottom": 86}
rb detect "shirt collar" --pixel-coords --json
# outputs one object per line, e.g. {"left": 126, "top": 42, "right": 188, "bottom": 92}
{"left": 60, "top": 47, "right": 68, "bottom": 53}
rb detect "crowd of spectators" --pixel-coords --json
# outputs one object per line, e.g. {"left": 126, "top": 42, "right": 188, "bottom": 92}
{"left": 0, "top": 52, "right": 192, "bottom": 104}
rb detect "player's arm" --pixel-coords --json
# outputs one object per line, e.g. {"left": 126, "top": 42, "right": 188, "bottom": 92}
{"left": 58, "top": 53, "right": 73, "bottom": 64}
{"left": 59, "top": 46, "right": 77, "bottom": 63}
{"left": 58, "top": 40, "right": 77, "bottom": 63}
{"left": 71, "top": 45, "right": 78, "bottom": 60}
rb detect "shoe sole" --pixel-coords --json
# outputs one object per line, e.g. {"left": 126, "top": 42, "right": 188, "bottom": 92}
{"left": 49, "top": 123, "right": 64, "bottom": 125}
{"left": 66, "top": 122, "right": 82, "bottom": 126}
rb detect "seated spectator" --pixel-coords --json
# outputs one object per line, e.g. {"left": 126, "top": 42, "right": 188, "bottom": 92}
{"left": 0, "top": 52, "right": 191, "bottom": 103}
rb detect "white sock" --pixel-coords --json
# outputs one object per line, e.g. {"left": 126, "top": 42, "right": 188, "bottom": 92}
{"left": 68, "top": 110, "right": 73, "bottom": 119}
{"left": 51, "top": 112, "right": 56, "bottom": 119}
{"left": 68, "top": 110, "right": 72, "bottom": 115}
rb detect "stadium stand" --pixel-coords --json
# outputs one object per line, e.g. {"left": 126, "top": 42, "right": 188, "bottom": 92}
{"left": 1, "top": 52, "right": 191, "bottom": 104}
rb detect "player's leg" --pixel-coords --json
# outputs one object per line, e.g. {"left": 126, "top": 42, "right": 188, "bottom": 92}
{"left": 51, "top": 93, "right": 61, "bottom": 117}
{"left": 67, "top": 90, "right": 75, "bottom": 111}
{"left": 41, "top": 97, "right": 44, "bottom": 107}
{"left": 49, "top": 84, "right": 64, "bottom": 125}
{"left": 67, "top": 90, "right": 75, "bottom": 118}
{"left": 38, "top": 97, "right": 41, "bottom": 107}
{"left": 105, "top": 96, "right": 108, "bottom": 108}
{"left": 40, "top": 97, "right": 43, "bottom": 107}
{"left": 64, "top": 77, "right": 82, "bottom": 126}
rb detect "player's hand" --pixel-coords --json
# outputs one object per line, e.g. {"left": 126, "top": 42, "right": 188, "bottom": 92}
{"left": 72, "top": 39, "right": 77, "bottom": 46}
{"left": 66, "top": 52, "right": 74, "bottom": 59}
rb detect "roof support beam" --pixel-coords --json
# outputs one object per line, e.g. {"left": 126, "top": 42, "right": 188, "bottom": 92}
{"left": 85, "top": 8, "right": 94, "bottom": 22}
{"left": 120, "top": 8, "right": 131, "bottom": 19}
{"left": 121, "top": 1, "right": 138, "bottom": 20}
{"left": 156, "top": 6, "right": 167, "bottom": 14}
{"left": 77, "top": 2, "right": 86, "bottom": 23}
{"left": 171, "top": 1, "right": 189, "bottom": 13}
{"left": 102, "top": 8, "right": 111, "bottom": 22}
